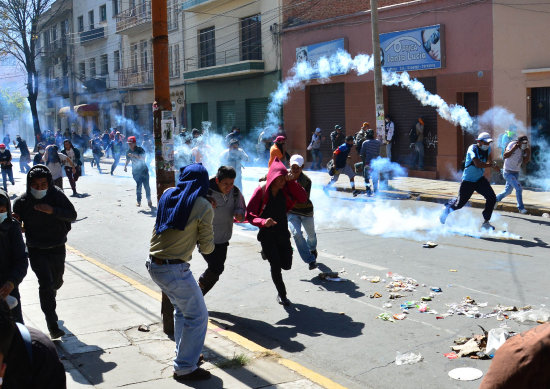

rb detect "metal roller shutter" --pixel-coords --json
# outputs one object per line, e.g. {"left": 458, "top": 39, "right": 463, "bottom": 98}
{"left": 246, "top": 98, "right": 269, "bottom": 137}
{"left": 310, "top": 83, "right": 345, "bottom": 165}
{"left": 387, "top": 77, "right": 438, "bottom": 169}
{"left": 191, "top": 103, "right": 208, "bottom": 131}
{"left": 216, "top": 100, "right": 236, "bottom": 135}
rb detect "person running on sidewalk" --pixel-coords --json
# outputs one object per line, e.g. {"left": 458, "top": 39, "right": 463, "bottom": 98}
{"left": 42, "top": 145, "right": 77, "bottom": 191}
{"left": 246, "top": 158, "right": 307, "bottom": 306}
{"left": 0, "top": 144, "right": 15, "bottom": 192}
{"left": 0, "top": 189, "right": 28, "bottom": 324}
{"left": 0, "top": 299, "right": 67, "bottom": 388}
{"left": 14, "top": 135, "right": 31, "bottom": 174}
{"left": 107, "top": 132, "right": 124, "bottom": 175}
{"left": 124, "top": 136, "right": 152, "bottom": 208}
{"left": 287, "top": 155, "right": 318, "bottom": 270}
{"left": 324, "top": 136, "right": 359, "bottom": 196}
{"left": 148, "top": 163, "right": 214, "bottom": 382}
{"left": 60, "top": 140, "right": 82, "bottom": 197}
{"left": 220, "top": 139, "right": 249, "bottom": 192}
{"left": 33, "top": 144, "right": 45, "bottom": 166}
{"left": 90, "top": 134, "right": 103, "bottom": 173}
{"left": 13, "top": 165, "right": 77, "bottom": 339}
{"left": 440, "top": 132, "right": 499, "bottom": 230}
{"left": 359, "top": 129, "right": 382, "bottom": 196}
{"left": 198, "top": 166, "right": 246, "bottom": 295}
{"left": 495, "top": 135, "right": 531, "bottom": 214}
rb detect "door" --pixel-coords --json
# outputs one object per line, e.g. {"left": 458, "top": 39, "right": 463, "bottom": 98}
{"left": 529, "top": 87, "right": 550, "bottom": 178}
{"left": 216, "top": 100, "right": 235, "bottom": 134}
{"left": 191, "top": 103, "right": 208, "bottom": 131}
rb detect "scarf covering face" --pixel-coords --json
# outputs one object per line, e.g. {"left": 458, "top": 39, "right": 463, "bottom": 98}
{"left": 154, "top": 163, "right": 210, "bottom": 234}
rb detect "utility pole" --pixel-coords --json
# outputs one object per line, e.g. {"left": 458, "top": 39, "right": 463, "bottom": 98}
{"left": 152, "top": 0, "right": 175, "bottom": 335}
{"left": 370, "top": 0, "right": 385, "bottom": 151}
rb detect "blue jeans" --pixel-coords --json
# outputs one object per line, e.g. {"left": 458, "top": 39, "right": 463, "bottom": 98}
{"left": 411, "top": 141, "right": 424, "bottom": 170}
{"left": 312, "top": 149, "right": 322, "bottom": 170}
{"left": 288, "top": 213, "right": 317, "bottom": 264}
{"left": 93, "top": 153, "right": 101, "bottom": 172}
{"left": 146, "top": 260, "right": 208, "bottom": 375}
{"left": 385, "top": 143, "right": 392, "bottom": 161}
{"left": 133, "top": 171, "right": 151, "bottom": 203}
{"left": 363, "top": 165, "right": 379, "bottom": 192}
{"left": 496, "top": 170, "right": 524, "bottom": 210}
{"left": 1, "top": 168, "right": 14, "bottom": 190}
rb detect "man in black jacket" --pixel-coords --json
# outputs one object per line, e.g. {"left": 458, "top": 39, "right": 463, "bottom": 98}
{"left": 0, "top": 189, "right": 28, "bottom": 324}
{"left": 13, "top": 165, "right": 77, "bottom": 339}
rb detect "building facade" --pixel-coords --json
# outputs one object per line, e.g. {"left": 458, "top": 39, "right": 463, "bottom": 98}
{"left": 281, "top": 0, "right": 550, "bottom": 180}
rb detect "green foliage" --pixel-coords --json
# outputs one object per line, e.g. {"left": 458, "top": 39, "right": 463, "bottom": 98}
{"left": 0, "top": 88, "right": 29, "bottom": 119}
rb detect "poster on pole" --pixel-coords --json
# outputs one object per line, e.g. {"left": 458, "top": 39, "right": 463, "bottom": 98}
{"left": 160, "top": 118, "right": 175, "bottom": 171}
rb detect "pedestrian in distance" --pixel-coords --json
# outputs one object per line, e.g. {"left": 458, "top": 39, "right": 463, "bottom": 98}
{"left": 354, "top": 122, "right": 369, "bottom": 156}
{"left": 330, "top": 124, "right": 345, "bottom": 151}
{"left": 384, "top": 115, "right": 395, "bottom": 161}
{"left": 60, "top": 140, "right": 82, "bottom": 197}
{"left": 0, "top": 189, "right": 28, "bottom": 324}
{"left": 141, "top": 133, "right": 154, "bottom": 171}
{"left": 148, "top": 163, "right": 214, "bottom": 382}
{"left": 495, "top": 135, "right": 531, "bottom": 214}
{"left": 14, "top": 136, "right": 31, "bottom": 174}
{"left": 0, "top": 144, "right": 15, "bottom": 192}
{"left": 246, "top": 157, "right": 307, "bottom": 306}
{"left": 90, "top": 135, "right": 103, "bottom": 173}
{"left": 0, "top": 299, "right": 67, "bottom": 389}
{"left": 42, "top": 145, "right": 77, "bottom": 191}
{"left": 106, "top": 132, "right": 124, "bottom": 175}
{"left": 440, "top": 132, "right": 500, "bottom": 230}
{"left": 33, "top": 144, "right": 45, "bottom": 166}
{"left": 308, "top": 128, "right": 323, "bottom": 170}
{"left": 225, "top": 126, "right": 241, "bottom": 145}
{"left": 359, "top": 129, "right": 382, "bottom": 196}
{"left": 198, "top": 166, "right": 246, "bottom": 295}
{"left": 124, "top": 136, "right": 152, "bottom": 208}
{"left": 287, "top": 155, "right": 318, "bottom": 270}
{"left": 268, "top": 136, "right": 288, "bottom": 167}
{"left": 498, "top": 125, "right": 516, "bottom": 159}
{"left": 13, "top": 165, "right": 78, "bottom": 339}
{"left": 220, "top": 139, "right": 249, "bottom": 192}
{"left": 324, "top": 135, "right": 360, "bottom": 196}
{"left": 2, "top": 135, "right": 10, "bottom": 150}
{"left": 409, "top": 117, "right": 425, "bottom": 170}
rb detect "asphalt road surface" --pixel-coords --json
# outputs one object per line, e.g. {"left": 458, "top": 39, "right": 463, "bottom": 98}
{"left": 35, "top": 160, "right": 550, "bottom": 389}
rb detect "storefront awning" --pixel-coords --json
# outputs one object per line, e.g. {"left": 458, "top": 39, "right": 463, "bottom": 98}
{"left": 59, "top": 103, "right": 99, "bottom": 117}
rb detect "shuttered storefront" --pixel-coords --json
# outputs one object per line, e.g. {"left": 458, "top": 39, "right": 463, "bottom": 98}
{"left": 309, "top": 83, "right": 345, "bottom": 165}
{"left": 216, "top": 100, "right": 236, "bottom": 134}
{"left": 246, "top": 98, "right": 269, "bottom": 136}
{"left": 191, "top": 103, "right": 208, "bottom": 131}
{"left": 387, "top": 77, "right": 438, "bottom": 169}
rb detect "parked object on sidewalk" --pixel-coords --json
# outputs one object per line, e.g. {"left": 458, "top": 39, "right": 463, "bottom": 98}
{"left": 395, "top": 351, "right": 423, "bottom": 365}
{"left": 448, "top": 367, "right": 483, "bottom": 381}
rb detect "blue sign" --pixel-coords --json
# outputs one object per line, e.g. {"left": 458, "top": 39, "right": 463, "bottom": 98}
{"left": 296, "top": 38, "right": 346, "bottom": 79}
{"left": 380, "top": 25, "right": 444, "bottom": 72}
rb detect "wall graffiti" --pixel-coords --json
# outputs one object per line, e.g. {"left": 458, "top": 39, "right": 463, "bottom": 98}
{"left": 425, "top": 132, "right": 438, "bottom": 149}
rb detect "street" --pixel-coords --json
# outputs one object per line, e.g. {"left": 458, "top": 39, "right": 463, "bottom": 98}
{"left": 7, "top": 158, "right": 550, "bottom": 388}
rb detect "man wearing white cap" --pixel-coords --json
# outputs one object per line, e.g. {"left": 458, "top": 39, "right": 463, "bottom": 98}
{"left": 308, "top": 128, "right": 323, "bottom": 170}
{"left": 288, "top": 154, "right": 318, "bottom": 269}
{"left": 440, "top": 132, "right": 499, "bottom": 230}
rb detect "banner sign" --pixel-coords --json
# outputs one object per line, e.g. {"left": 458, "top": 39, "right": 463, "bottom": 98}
{"left": 296, "top": 38, "right": 346, "bottom": 79}
{"left": 380, "top": 25, "right": 445, "bottom": 72}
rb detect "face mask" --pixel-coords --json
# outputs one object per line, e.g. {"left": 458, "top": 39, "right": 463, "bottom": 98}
{"left": 480, "top": 145, "right": 490, "bottom": 151}
{"left": 30, "top": 187, "right": 48, "bottom": 199}
{"left": 0, "top": 212, "right": 7, "bottom": 223}
{"left": 521, "top": 143, "right": 528, "bottom": 150}
{"left": 39, "top": 149, "right": 45, "bottom": 154}
{"left": 0, "top": 149, "right": 5, "bottom": 153}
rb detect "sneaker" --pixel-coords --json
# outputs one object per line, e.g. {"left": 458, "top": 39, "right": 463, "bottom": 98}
{"left": 439, "top": 207, "right": 450, "bottom": 225}
{"left": 277, "top": 295, "right": 291, "bottom": 306}
{"left": 366, "top": 187, "right": 373, "bottom": 196}
{"left": 310, "top": 249, "right": 318, "bottom": 259}
{"left": 173, "top": 367, "right": 211, "bottom": 382}
{"left": 519, "top": 208, "right": 528, "bottom": 214}
{"left": 309, "top": 261, "right": 318, "bottom": 270}
{"left": 136, "top": 202, "right": 141, "bottom": 207}
{"left": 352, "top": 189, "right": 361, "bottom": 197}
{"left": 481, "top": 220, "right": 495, "bottom": 231}
{"left": 148, "top": 200, "right": 153, "bottom": 208}
{"left": 49, "top": 326, "right": 65, "bottom": 339}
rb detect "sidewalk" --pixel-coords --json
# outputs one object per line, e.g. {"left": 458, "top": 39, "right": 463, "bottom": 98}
{"left": 19, "top": 248, "right": 332, "bottom": 389}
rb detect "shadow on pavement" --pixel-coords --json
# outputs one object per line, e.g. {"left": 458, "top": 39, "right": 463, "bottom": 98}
{"left": 481, "top": 236, "right": 549, "bottom": 249}
{"left": 504, "top": 214, "right": 550, "bottom": 227}
{"left": 304, "top": 262, "right": 365, "bottom": 299}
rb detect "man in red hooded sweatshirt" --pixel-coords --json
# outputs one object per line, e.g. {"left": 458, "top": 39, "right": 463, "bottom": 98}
{"left": 246, "top": 158, "right": 307, "bottom": 306}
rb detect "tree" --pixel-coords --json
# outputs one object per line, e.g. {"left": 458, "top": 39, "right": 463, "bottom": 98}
{"left": 0, "top": 0, "right": 55, "bottom": 143}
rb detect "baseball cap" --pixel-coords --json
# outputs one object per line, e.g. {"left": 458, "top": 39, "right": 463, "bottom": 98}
{"left": 476, "top": 132, "right": 493, "bottom": 143}
{"left": 127, "top": 136, "right": 136, "bottom": 143}
{"left": 275, "top": 135, "right": 286, "bottom": 143}
{"left": 362, "top": 122, "right": 369, "bottom": 128}
{"left": 289, "top": 154, "right": 304, "bottom": 167}
{"left": 334, "top": 124, "right": 342, "bottom": 130}
{"left": 315, "top": 128, "right": 321, "bottom": 133}
{"left": 0, "top": 144, "right": 5, "bottom": 148}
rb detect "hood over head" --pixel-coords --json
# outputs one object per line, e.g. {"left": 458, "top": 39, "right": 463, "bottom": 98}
{"left": 265, "top": 158, "right": 288, "bottom": 191}
{"left": 0, "top": 188, "right": 12, "bottom": 219}
{"left": 26, "top": 164, "right": 53, "bottom": 195}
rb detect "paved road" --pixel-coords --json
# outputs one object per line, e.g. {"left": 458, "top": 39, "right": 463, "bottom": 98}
{"left": 48, "top": 161, "right": 550, "bottom": 389}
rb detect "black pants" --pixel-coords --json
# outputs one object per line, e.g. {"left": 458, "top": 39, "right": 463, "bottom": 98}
{"left": 65, "top": 166, "right": 80, "bottom": 193}
{"left": 28, "top": 246, "right": 66, "bottom": 329}
{"left": 447, "top": 176, "right": 496, "bottom": 221}
{"left": 260, "top": 232, "right": 293, "bottom": 299}
{"left": 199, "top": 242, "right": 229, "bottom": 295}
{"left": 9, "top": 287, "right": 23, "bottom": 324}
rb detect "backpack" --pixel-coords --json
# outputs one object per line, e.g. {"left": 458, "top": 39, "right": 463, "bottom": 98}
{"left": 409, "top": 127, "right": 418, "bottom": 143}
{"left": 354, "top": 130, "right": 367, "bottom": 152}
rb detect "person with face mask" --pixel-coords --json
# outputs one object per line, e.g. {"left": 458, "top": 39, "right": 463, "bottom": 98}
{"left": 0, "top": 189, "right": 28, "bottom": 324}
{"left": 0, "top": 144, "right": 15, "bottom": 192}
{"left": 12, "top": 165, "right": 77, "bottom": 339}
{"left": 440, "top": 132, "right": 500, "bottom": 230}
{"left": 495, "top": 135, "right": 531, "bottom": 214}
{"left": 33, "top": 144, "right": 46, "bottom": 166}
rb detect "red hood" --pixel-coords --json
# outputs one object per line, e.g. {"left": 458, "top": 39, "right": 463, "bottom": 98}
{"left": 265, "top": 158, "right": 287, "bottom": 191}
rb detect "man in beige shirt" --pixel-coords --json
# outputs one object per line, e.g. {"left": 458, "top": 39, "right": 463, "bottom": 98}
{"left": 147, "top": 163, "right": 214, "bottom": 382}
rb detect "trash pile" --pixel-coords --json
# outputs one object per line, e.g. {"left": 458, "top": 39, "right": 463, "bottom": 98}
{"left": 444, "top": 326, "right": 516, "bottom": 360}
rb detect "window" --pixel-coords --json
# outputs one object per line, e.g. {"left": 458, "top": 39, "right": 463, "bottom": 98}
{"left": 131, "top": 44, "right": 138, "bottom": 72}
{"left": 169, "top": 44, "right": 180, "bottom": 78}
{"left": 60, "top": 20, "right": 68, "bottom": 46}
{"left": 43, "top": 31, "right": 50, "bottom": 50}
{"left": 88, "top": 10, "right": 95, "bottom": 30}
{"left": 79, "top": 62, "right": 85, "bottom": 79}
{"left": 199, "top": 27, "right": 215, "bottom": 68}
{"left": 78, "top": 16, "right": 84, "bottom": 32}
{"left": 167, "top": 0, "right": 178, "bottom": 31}
{"left": 112, "top": 0, "right": 119, "bottom": 16}
{"left": 140, "top": 40, "right": 148, "bottom": 70}
{"left": 100, "top": 54, "right": 108, "bottom": 75}
{"left": 89, "top": 58, "right": 96, "bottom": 77}
{"left": 113, "top": 50, "right": 120, "bottom": 72}
{"left": 51, "top": 27, "right": 57, "bottom": 48}
{"left": 100, "top": 5, "right": 107, "bottom": 22}
{"left": 241, "top": 14, "right": 261, "bottom": 61}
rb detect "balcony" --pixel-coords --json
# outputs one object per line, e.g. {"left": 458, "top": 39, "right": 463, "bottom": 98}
{"left": 116, "top": 2, "right": 151, "bottom": 35}
{"left": 118, "top": 65, "right": 153, "bottom": 89}
{"left": 46, "top": 77, "right": 70, "bottom": 97}
{"left": 181, "top": 0, "right": 218, "bottom": 11}
{"left": 80, "top": 27, "right": 106, "bottom": 45}
{"left": 183, "top": 47, "right": 264, "bottom": 82}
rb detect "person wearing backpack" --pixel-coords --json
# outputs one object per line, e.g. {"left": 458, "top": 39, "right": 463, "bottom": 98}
{"left": 354, "top": 122, "right": 369, "bottom": 156}
{"left": 409, "top": 118, "right": 424, "bottom": 170}
{"left": 439, "top": 132, "right": 500, "bottom": 230}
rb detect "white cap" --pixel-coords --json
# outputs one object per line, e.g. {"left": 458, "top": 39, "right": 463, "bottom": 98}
{"left": 289, "top": 154, "right": 304, "bottom": 167}
{"left": 315, "top": 128, "right": 321, "bottom": 133}
{"left": 477, "top": 132, "right": 493, "bottom": 143}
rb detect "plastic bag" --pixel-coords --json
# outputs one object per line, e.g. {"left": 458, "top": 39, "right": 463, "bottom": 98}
{"left": 395, "top": 351, "right": 423, "bottom": 365}
{"left": 511, "top": 308, "right": 550, "bottom": 323}
{"left": 486, "top": 328, "right": 510, "bottom": 356}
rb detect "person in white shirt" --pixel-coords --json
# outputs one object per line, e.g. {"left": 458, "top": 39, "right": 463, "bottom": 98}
{"left": 495, "top": 135, "right": 531, "bottom": 213}
{"left": 384, "top": 115, "right": 395, "bottom": 161}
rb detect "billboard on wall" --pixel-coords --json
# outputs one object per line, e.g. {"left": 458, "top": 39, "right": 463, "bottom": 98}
{"left": 296, "top": 38, "right": 346, "bottom": 79}
{"left": 380, "top": 25, "right": 445, "bottom": 72}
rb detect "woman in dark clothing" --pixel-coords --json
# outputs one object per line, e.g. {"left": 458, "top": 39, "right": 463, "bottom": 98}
{"left": 246, "top": 158, "right": 307, "bottom": 306}
{"left": 60, "top": 139, "right": 82, "bottom": 197}
{"left": 33, "top": 144, "right": 45, "bottom": 166}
